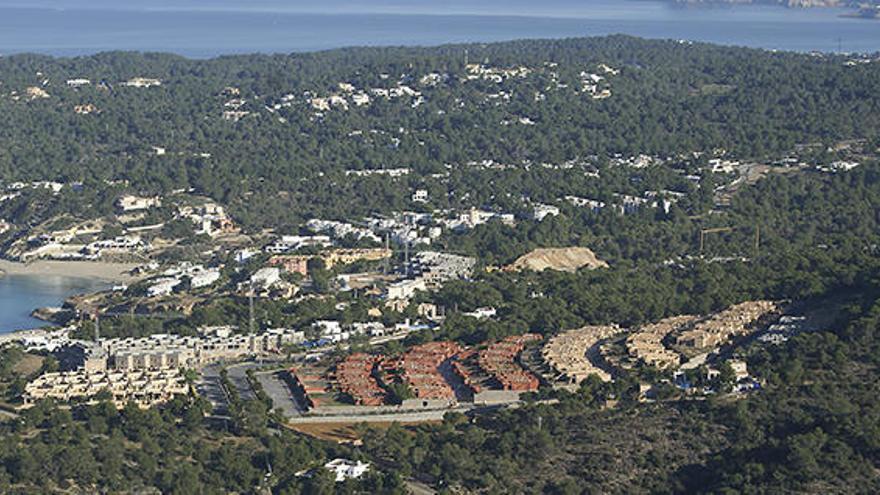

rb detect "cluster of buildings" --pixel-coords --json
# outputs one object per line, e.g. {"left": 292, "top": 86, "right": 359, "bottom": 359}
{"left": 531, "top": 203, "right": 561, "bottom": 221}
{"left": 264, "top": 234, "right": 332, "bottom": 254}
{"left": 306, "top": 319, "right": 392, "bottom": 346}
{"left": 626, "top": 315, "right": 697, "bottom": 369}
{"left": 304, "top": 206, "right": 517, "bottom": 254}
{"left": 289, "top": 341, "right": 465, "bottom": 411}
{"left": 578, "top": 67, "right": 614, "bottom": 100}
{"left": 474, "top": 334, "right": 542, "bottom": 391}
{"left": 344, "top": 167, "right": 411, "bottom": 178}
{"left": 99, "top": 326, "right": 305, "bottom": 372}
{"left": 757, "top": 315, "right": 807, "bottom": 346}
{"left": 66, "top": 78, "right": 91, "bottom": 88}
{"left": 386, "top": 251, "right": 476, "bottom": 301}
{"left": 297, "top": 459, "right": 370, "bottom": 483}
{"left": 396, "top": 341, "right": 462, "bottom": 402}
{"left": 542, "top": 325, "right": 622, "bottom": 383}
{"left": 146, "top": 262, "right": 222, "bottom": 297}
{"left": 307, "top": 80, "right": 422, "bottom": 114}
{"left": 408, "top": 251, "right": 476, "bottom": 286}
{"left": 24, "top": 86, "right": 50, "bottom": 100}
{"left": 436, "top": 208, "right": 515, "bottom": 232}
{"left": 221, "top": 95, "right": 251, "bottom": 121}
{"left": 562, "top": 190, "right": 683, "bottom": 216}
{"left": 268, "top": 248, "right": 391, "bottom": 276}
{"left": 323, "top": 459, "right": 370, "bottom": 482}
{"left": 334, "top": 353, "right": 386, "bottom": 406}
{"left": 178, "top": 203, "right": 237, "bottom": 237}
{"left": 23, "top": 369, "right": 188, "bottom": 409}
{"left": 20, "top": 232, "right": 150, "bottom": 262}
{"left": 74, "top": 104, "right": 99, "bottom": 115}
{"left": 817, "top": 160, "right": 860, "bottom": 173}
{"left": 674, "top": 300, "right": 779, "bottom": 351}
{"left": 117, "top": 195, "right": 237, "bottom": 238}
{"left": 306, "top": 218, "right": 381, "bottom": 243}
{"left": 291, "top": 334, "right": 546, "bottom": 413}
{"left": 464, "top": 63, "right": 532, "bottom": 83}
{"left": 117, "top": 195, "right": 162, "bottom": 212}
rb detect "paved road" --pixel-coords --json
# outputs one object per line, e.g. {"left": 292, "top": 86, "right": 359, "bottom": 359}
{"left": 196, "top": 365, "right": 230, "bottom": 416}
{"left": 286, "top": 406, "right": 472, "bottom": 425}
{"left": 405, "top": 480, "right": 437, "bottom": 495}
{"left": 255, "top": 370, "right": 305, "bottom": 417}
{"left": 0, "top": 409, "right": 18, "bottom": 421}
{"left": 226, "top": 362, "right": 259, "bottom": 401}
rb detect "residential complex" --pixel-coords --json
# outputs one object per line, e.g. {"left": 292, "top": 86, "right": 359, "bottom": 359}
{"left": 674, "top": 301, "right": 779, "bottom": 351}
{"left": 542, "top": 325, "right": 622, "bottom": 383}
{"left": 23, "top": 369, "right": 188, "bottom": 409}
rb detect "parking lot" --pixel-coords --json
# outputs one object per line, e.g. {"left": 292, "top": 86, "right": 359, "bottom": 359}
{"left": 255, "top": 370, "right": 306, "bottom": 417}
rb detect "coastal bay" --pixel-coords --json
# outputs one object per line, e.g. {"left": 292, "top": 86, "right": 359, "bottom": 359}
{"left": 0, "top": 260, "right": 138, "bottom": 334}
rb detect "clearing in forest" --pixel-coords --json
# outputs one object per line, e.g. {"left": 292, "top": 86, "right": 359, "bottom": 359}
{"left": 505, "top": 247, "right": 608, "bottom": 273}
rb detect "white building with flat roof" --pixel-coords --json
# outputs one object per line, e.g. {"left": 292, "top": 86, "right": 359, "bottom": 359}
{"left": 324, "top": 459, "right": 370, "bottom": 482}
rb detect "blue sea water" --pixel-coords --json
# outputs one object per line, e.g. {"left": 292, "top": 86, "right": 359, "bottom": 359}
{"left": 0, "top": 0, "right": 875, "bottom": 57}
{"left": 0, "top": 275, "right": 106, "bottom": 333}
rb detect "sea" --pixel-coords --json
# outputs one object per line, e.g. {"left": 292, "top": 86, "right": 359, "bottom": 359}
{"left": 0, "top": 0, "right": 877, "bottom": 332}
{"left": 0, "top": 0, "right": 876, "bottom": 57}
{"left": 0, "top": 274, "right": 106, "bottom": 333}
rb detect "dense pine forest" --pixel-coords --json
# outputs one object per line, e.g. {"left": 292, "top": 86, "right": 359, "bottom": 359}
{"left": 0, "top": 36, "right": 878, "bottom": 227}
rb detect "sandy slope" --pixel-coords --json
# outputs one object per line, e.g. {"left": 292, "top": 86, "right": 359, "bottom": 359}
{"left": 505, "top": 247, "right": 608, "bottom": 273}
{"left": 0, "top": 259, "right": 139, "bottom": 283}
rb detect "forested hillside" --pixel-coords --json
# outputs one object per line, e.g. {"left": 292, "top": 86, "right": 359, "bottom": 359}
{"left": 0, "top": 36, "right": 878, "bottom": 228}
{"left": 2, "top": 36, "right": 880, "bottom": 494}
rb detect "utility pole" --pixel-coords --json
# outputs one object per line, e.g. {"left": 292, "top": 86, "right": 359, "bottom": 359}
{"left": 249, "top": 285, "right": 255, "bottom": 335}
{"left": 94, "top": 312, "right": 100, "bottom": 342}
{"left": 383, "top": 232, "right": 390, "bottom": 275}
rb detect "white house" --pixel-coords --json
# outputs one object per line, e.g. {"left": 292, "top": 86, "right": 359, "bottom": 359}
{"left": 122, "top": 77, "right": 162, "bottom": 88}
{"left": 532, "top": 204, "right": 560, "bottom": 221}
{"left": 117, "top": 195, "right": 161, "bottom": 212}
{"left": 147, "top": 278, "right": 181, "bottom": 297}
{"left": 190, "top": 269, "right": 221, "bottom": 289}
{"left": 324, "top": 459, "right": 370, "bottom": 482}
{"left": 250, "top": 267, "right": 281, "bottom": 289}
{"left": 463, "top": 307, "right": 497, "bottom": 319}
{"left": 315, "top": 320, "right": 342, "bottom": 336}
{"left": 386, "top": 278, "right": 427, "bottom": 300}
{"left": 412, "top": 189, "right": 429, "bottom": 203}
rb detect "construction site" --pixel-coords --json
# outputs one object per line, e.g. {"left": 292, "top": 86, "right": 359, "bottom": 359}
{"left": 282, "top": 302, "right": 781, "bottom": 419}
{"left": 671, "top": 300, "right": 780, "bottom": 355}
{"left": 540, "top": 325, "right": 623, "bottom": 384}
{"left": 624, "top": 315, "right": 699, "bottom": 369}
{"left": 602, "top": 300, "right": 783, "bottom": 374}
{"left": 454, "top": 334, "right": 543, "bottom": 403}
{"left": 285, "top": 338, "right": 543, "bottom": 416}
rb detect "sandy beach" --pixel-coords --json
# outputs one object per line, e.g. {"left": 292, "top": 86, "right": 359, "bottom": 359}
{"left": 0, "top": 259, "right": 140, "bottom": 283}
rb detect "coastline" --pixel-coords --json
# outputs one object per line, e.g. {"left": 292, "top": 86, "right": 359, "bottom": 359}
{"left": 0, "top": 259, "right": 140, "bottom": 283}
